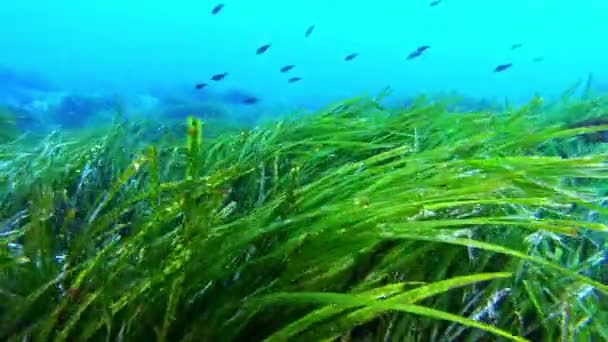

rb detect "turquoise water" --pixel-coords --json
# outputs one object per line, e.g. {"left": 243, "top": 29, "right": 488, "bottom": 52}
{"left": 1, "top": 0, "right": 607, "bottom": 111}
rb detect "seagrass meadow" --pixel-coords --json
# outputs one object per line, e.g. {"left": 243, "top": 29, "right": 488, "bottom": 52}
{"left": 1, "top": 92, "right": 608, "bottom": 342}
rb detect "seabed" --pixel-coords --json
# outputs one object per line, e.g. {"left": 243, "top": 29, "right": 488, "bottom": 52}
{"left": 1, "top": 90, "right": 608, "bottom": 341}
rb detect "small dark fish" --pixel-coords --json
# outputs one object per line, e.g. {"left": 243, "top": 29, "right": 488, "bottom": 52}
{"left": 305, "top": 25, "right": 315, "bottom": 37}
{"left": 533, "top": 57, "right": 544, "bottom": 62}
{"left": 222, "top": 89, "right": 259, "bottom": 105}
{"left": 494, "top": 63, "right": 513, "bottom": 72}
{"left": 407, "top": 51, "right": 422, "bottom": 60}
{"left": 344, "top": 53, "right": 359, "bottom": 61}
{"left": 416, "top": 45, "right": 431, "bottom": 53}
{"left": 211, "top": 3, "right": 224, "bottom": 15}
{"left": 288, "top": 77, "right": 302, "bottom": 83}
{"left": 242, "top": 97, "right": 260, "bottom": 105}
{"left": 257, "top": 44, "right": 271, "bottom": 55}
{"left": 211, "top": 72, "right": 228, "bottom": 81}
{"left": 195, "top": 83, "right": 207, "bottom": 90}
{"left": 430, "top": 0, "right": 442, "bottom": 7}
{"left": 511, "top": 43, "right": 523, "bottom": 50}
{"left": 280, "top": 65, "right": 295, "bottom": 73}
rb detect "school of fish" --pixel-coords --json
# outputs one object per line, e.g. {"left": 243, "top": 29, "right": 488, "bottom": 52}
{"left": 200, "top": 2, "right": 542, "bottom": 105}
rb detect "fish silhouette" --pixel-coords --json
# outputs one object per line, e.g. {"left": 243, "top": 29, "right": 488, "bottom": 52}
{"left": 280, "top": 65, "right": 295, "bottom": 73}
{"left": 345, "top": 53, "right": 359, "bottom": 61}
{"left": 494, "top": 63, "right": 513, "bottom": 72}
{"left": 211, "top": 72, "right": 229, "bottom": 81}
{"left": 257, "top": 44, "right": 271, "bottom": 55}
{"left": 305, "top": 25, "right": 315, "bottom": 37}
{"left": 211, "top": 3, "right": 224, "bottom": 15}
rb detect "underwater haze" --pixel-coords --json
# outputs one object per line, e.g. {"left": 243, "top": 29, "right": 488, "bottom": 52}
{"left": 4, "top": 1, "right": 608, "bottom": 341}
{"left": 1, "top": 0, "right": 608, "bottom": 109}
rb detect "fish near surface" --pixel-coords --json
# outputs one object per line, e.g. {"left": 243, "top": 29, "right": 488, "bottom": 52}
{"left": 344, "top": 53, "right": 359, "bottom": 61}
{"left": 211, "top": 73, "right": 228, "bottom": 81}
{"left": 305, "top": 25, "right": 315, "bottom": 37}
{"left": 241, "top": 97, "right": 260, "bottom": 105}
{"left": 288, "top": 77, "right": 302, "bottom": 83}
{"left": 494, "top": 63, "right": 512, "bottom": 72}
{"left": 511, "top": 43, "right": 523, "bottom": 50}
{"left": 408, "top": 46, "right": 430, "bottom": 60}
{"left": 211, "top": 4, "right": 224, "bottom": 15}
{"left": 256, "top": 44, "right": 271, "bottom": 55}
{"left": 407, "top": 51, "right": 422, "bottom": 60}
{"left": 280, "top": 65, "right": 295, "bottom": 73}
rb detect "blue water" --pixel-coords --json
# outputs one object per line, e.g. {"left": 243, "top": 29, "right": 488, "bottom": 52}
{"left": 1, "top": 0, "right": 607, "bottom": 112}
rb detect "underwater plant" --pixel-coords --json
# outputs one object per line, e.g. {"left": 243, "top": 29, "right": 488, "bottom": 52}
{"left": 0, "top": 107, "right": 19, "bottom": 143}
{"left": 0, "top": 92, "right": 607, "bottom": 341}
